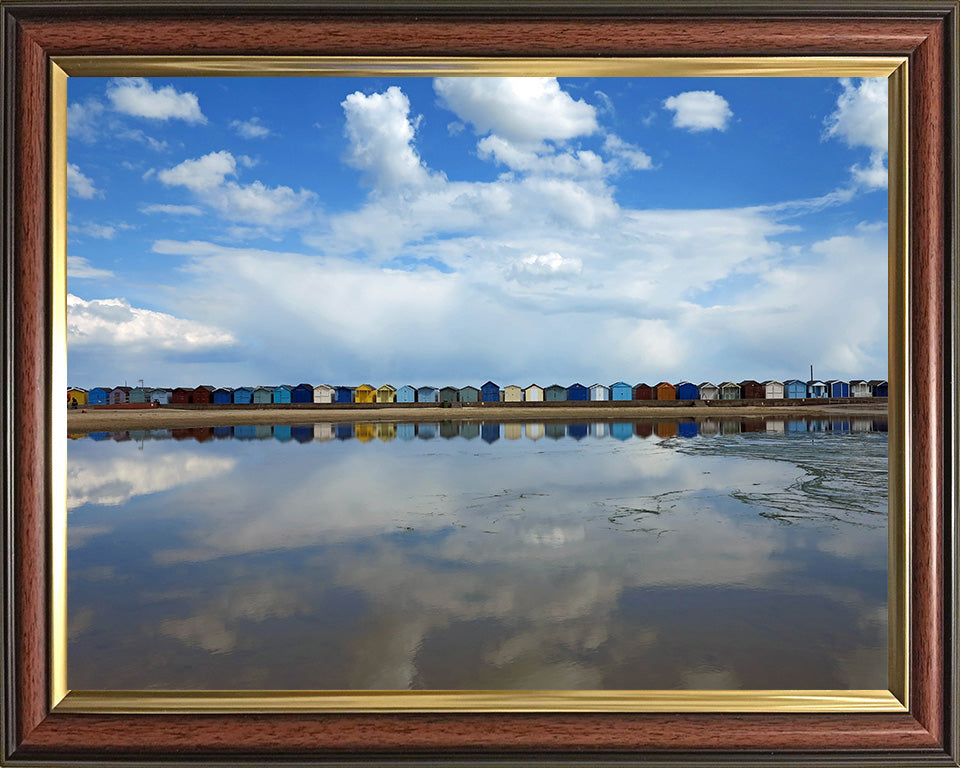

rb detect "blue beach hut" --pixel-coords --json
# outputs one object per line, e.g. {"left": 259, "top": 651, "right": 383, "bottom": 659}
{"left": 252, "top": 386, "right": 273, "bottom": 404}
{"left": 480, "top": 381, "right": 500, "bottom": 402}
{"left": 273, "top": 385, "right": 293, "bottom": 404}
{"left": 785, "top": 379, "right": 807, "bottom": 399}
{"left": 676, "top": 382, "right": 699, "bottom": 400}
{"left": 827, "top": 380, "right": 850, "bottom": 398}
{"left": 88, "top": 387, "right": 109, "bottom": 405}
{"left": 807, "top": 381, "right": 828, "bottom": 398}
{"left": 233, "top": 387, "right": 253, "bottom": 404}
{"left": 291, "top": 383, "right": 313, "bottom": 403}
{"left": 610, "top": 382, "right": 633, "bottom": 401}
{"left": 870, "top": 379, "right": 888, "bottom": 397}
{"left": 418, "top": 386, "right": 439, "bottom": 403}
{"left": 544, "top": 384, "right": 567, "bottom": 402}
{"left": 213, "top": 388, "right": 233, "bottom": 404}
{"left": 397, "top": 385, "right": 417, "bottom": 403}
{"left": 334, "top": 386, "right": 354, "bottom": 404}
{"left": 460, "top": 386, "right": 480, "bottom": 403}
{"left": 567, "top": 383, "right": 588, "bottom": 401}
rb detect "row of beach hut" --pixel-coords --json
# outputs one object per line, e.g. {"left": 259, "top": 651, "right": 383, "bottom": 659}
{"left": 67, "top": 379, "right": 888, "bottom": 406}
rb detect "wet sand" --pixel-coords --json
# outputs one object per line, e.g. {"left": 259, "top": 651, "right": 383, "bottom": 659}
{"left": 67, "top": 401, "right": 888, "bottom": 433}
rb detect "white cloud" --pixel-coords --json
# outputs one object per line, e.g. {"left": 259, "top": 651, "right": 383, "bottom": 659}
{"left": 824, "top": 78, "right": 887, "bottom": 153}
{"left": 477, "top": 135, "right": 607, "bottom": 178}
{"left": 67, "top": 257, "right": 114, "bottom": 280}
{"left": 158, "top": 150, "right": 236, "bottom": 191}
{"left": 67, "top": 99, "right": 105, "bottom": 142}
{"left": 67, "top": 163, "right": 98, "bottom": 199}
{"left": 140, "top": 203, "right": 204, "bottom": 216}
{"left": 157, "top": 151, "right": 314, "bottom": 229}
{"left": 71, "top": 223, "right": 116, "bottom": 239}
{"left": 663, "top": 91, "right": 733, "bottom": 132}
{"left": 824, "top": 78, "right": 888, "bottom": 191}
{"left": 509, "top": 251, "right": 582, "bottom": 282}
{"left": 341, "top": 86, "right": 431, "bottom": 189}
{"left": 67, "top": 294, "right": 236, "bottom": 351}
{"left": 434, "top": 77, "right": 598, "bottom": 144}
{"left": 106, "top": 77, "right": 206, "bottom": 123}
{"left": 231, "top": 117, "right": 270, "bottom": 139}
{"left": 602, "top": 134, "right": 654, "bottom": 171}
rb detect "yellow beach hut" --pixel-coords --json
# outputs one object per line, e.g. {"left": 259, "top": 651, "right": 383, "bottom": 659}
{"left": 354, "top": 384, "right": 376, "bottom": 403}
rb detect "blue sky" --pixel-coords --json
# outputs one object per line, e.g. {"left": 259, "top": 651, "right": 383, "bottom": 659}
{"left": 66, "top": 75, "right": 887, "bottom": 388}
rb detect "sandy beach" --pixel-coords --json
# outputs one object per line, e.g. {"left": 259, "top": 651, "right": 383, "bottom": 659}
{"left": 66, "top": 401, "right": 888, "bottom": 433}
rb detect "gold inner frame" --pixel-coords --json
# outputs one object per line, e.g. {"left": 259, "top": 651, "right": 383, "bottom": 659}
{"left": 50, "top": 56, "right": 909, "bottom": 714}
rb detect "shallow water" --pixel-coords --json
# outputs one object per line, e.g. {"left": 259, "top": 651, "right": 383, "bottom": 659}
{"left": 67, "top": 417, "right": 888, "bottom": 690}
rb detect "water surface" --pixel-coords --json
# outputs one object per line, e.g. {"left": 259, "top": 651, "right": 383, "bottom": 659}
{"left": 68, "top": 417, "right": 888, "bottom": 690}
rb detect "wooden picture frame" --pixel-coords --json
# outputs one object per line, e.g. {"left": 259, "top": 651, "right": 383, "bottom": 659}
{"left": 2, "top": 1, "right": 957, "bottom": 765}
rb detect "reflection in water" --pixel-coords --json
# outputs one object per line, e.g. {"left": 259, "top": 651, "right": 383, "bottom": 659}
{"left": 68, "top": 418, "right": 888, "bottom": 691}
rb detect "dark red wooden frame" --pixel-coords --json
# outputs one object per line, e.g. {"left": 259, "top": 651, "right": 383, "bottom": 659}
{"left": 2, "top": 2, "right": 957, "bottom": 765}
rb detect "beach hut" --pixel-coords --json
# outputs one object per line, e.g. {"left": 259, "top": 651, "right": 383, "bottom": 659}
{"left": 334, "top": 386, "right": 354, "bottom": 404}
{"left": 354, "top": 384, "right": 376, "bottom": 403}
{"left": 675, "top": 382, "right": 698, "bottom": 400}
{"left": 376, "top": 385, "right": 397, "bottom": 403}
{"left": 544, "top": 384, "right": 567, "bottom": 402}
{"left": 273, "top": 385, "right": 292, "bottom": 404}
{"left": 739, "top": 380, "right": 765, "bottom": 399}
{"left": 849, "top": 380, "right": 872, "bottom": 398}
{"left": 417, "top": 386, "right": 438, "bottom": 403}
{"left": 231, "top": 387, "right": 252, "bottom": 405}
{"left": 397, "top": 385, "right": 417, "bottom": 403}
{"left": 212, "top": 387, "right": 233, "bottom": 404}
{"left": 503, "top": 385, "right": 523, "bottom": 402}
{"left": 610, "top": 382, "right": 632, "bottom": 401}
{"left": 480, "top": 381, "right": 500, "bottom": 402}
{"left": 171, "top": 387, "right": 192, "bottom": 404}
{"left": 149, "top": 388, "right": 171, "bottom": 404}
{"left": 656, "top": 382, "right": 676, "bottom": 400}
{"left": 567, "top": 383, "right": 588, "bottom": 401}
{"left": 589, "top": 383, "right": 610, "bottom": 401}
{"left": 439, "top": 387, "right": 459, "bottom": 404}
{"left": 785, "top": 379, "right": 807, "bottom": 399}
{"left": 807, "top": 380, "right": 828, "bottom": 398}
{"left": 459, "top": 386, "right": 480, "bottom": 403}
{"left": 129, "top": 387, "right": 151, "bottom": 403}
{"left": 192, "top": 386, "right": 214, "bottom": 405}
{"left": 252, "top": 386, "right": 273, "bottom": 404}
{"left": 869, "top": 379, "right": 888, "bottom": 397}
{"left": 313, "top": 384, "right": 334, "bottom": 404}
{"left": 291, "top": 383, "right": 313, "bottom": 403}
{"left": 67, "top": 387, "right": 88, "bottom": 406}
{"left": 827, "top": 380, "right": 850, "bottom": 398}
{"left": 524, "top": 384, "right": 544, "bottom": 402}
{"left": 88, "top": 387, "right": 110, "bottom": 405}
{"left": 698, "top": 382, "right": 719, "bottom": 401}
{"left": 763, "top": 380, "right": 784, "bottom": 399}
{"left": 633, "top": 383, "right": 655, "bottom": 400}
{"left": 109, "top": 386, "right": 131, "bottom": 405}
{"left": 719, "top": 382, "right": 741, "bottom": 400}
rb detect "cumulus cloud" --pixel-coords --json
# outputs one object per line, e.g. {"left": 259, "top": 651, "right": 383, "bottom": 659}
{"left": 824, "top": 78, "right": 888, "bottom": 190}
{"left": 434, "top": 77, "right": 598, "bottom": 144}
{"left": 509, "top": 252, "right": 583, "bottom": 282}
{"left": 67, "top": 99, "right": 105, "bottom": 142}
{"left": 157, "top": 151, "right": 315, "bottom": 228}
{"left": 602, "top": 134, "right": 654, "bottom": 171}
{"left": 341, "top": 86, "right": 431, "bottom": 189}
{"left": 67, "top": 163, "right": 98, "bottom": 199}
{"left": 158, "top": 150, "right": 236, "bottom": 191}
{"left": 106, "top": 77, "right": 206, "bottom": 123}
{"left": 71, "top": 222, "right": 116, "bottom": 239}
{"left": 663, "top": 91, "right": 733, "bottom": 132}
{"left": 231, "top": 117, "right": 270, "bottom": 139}
{"left": 67, "top": 294, "right": 236, "bottom": 350}
{"left": 67, "top": 257, "right": 114, "bottom": 280}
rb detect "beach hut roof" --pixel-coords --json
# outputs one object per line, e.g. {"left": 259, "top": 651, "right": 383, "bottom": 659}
{"left": 868, "top": 379, "right": 888, "bottom": 386}
{"left": 67, "top": 386, "right": 88, "bottom": 392}
{"left": 762, "top": 380, "right": 783, "bottom": 385}
{"left": 379, "top": 384, "right": 397, "bottom": 391}
{"left": 525, "top": 383, "right": 543, "bottom": 389}
{"left": 655, "top": 381, "right": 674, "bottom": 388}
{"left": 698, "top": 381, "right": 717, "bottom": 388}
{"left": 610, "top": 381, "right": 630, "bottom": 387}
{"left": 356, "top": 383, "right": 375, "bottom": 390}
{"left": 849, "top": 379, "right": 869, "bottom": 385}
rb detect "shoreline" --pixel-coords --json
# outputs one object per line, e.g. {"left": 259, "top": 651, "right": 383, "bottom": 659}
{"left": 67, "top": 402, "right": 888, "bottom": 433}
